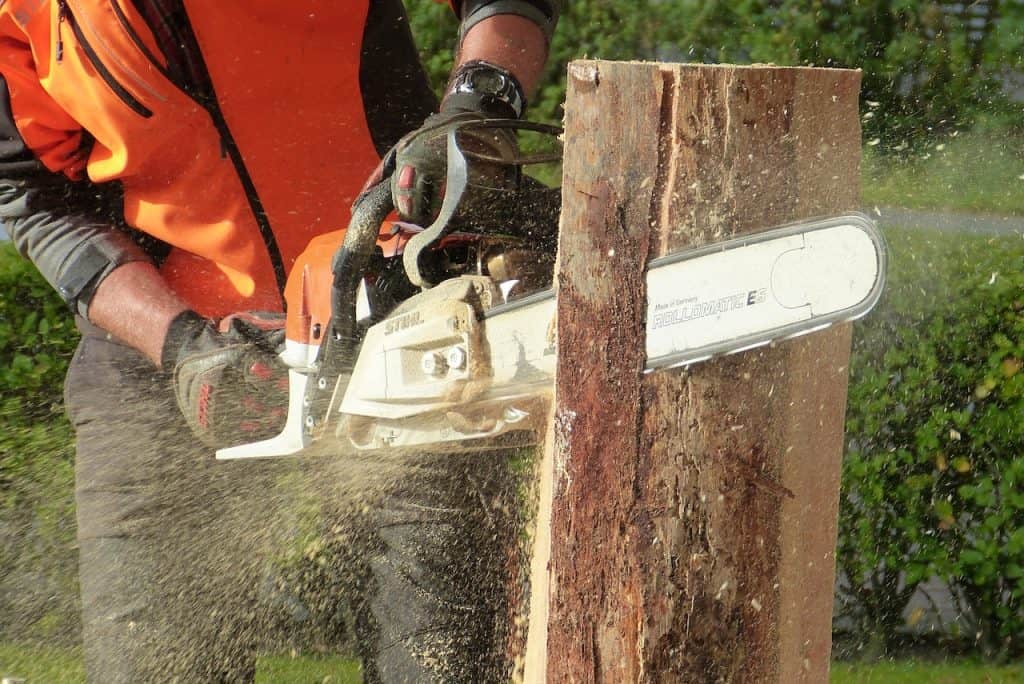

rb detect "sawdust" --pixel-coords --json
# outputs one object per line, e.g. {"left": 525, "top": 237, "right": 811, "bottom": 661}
{"left": 137, "top": 440, "right": 521, "bottom": 682}
{"left": 2, "top": 406, "right": 522, "bottom": 682}
{"left": 73, "top": 423, "right": 386, "bottom": 680}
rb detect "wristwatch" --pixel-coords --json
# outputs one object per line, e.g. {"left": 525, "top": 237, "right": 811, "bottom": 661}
{"left": 443, "top": 60, "right": 526, "bottom": 119}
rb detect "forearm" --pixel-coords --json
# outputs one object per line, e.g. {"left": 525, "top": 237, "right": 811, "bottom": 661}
{"left": 88, "top": 261, "right": 189, "bottom": 367}
{"left": 457, "top": 14, "right": 548, "bottom": 96}
{"left": 0, "top": 180, "right": 182, "bottom": 367}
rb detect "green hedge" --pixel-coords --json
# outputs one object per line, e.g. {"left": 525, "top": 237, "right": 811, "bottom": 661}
{"left": 408, "top": 0, "right": 1024, "bottom": 144}
{"left": 839, "top": 227, "right": 1024, "bottom": 657}
{"left": 0, "top": 242, "right": 80, "bottom": 643}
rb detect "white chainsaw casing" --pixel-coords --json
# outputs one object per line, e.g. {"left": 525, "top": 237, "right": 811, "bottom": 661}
{"left": 340, "top": 289, "right": 485, "bottom": 420}
{"left": 334, "top": 277, "right": 557, "bottom": 451}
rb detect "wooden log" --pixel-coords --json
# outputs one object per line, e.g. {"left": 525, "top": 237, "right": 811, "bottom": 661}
{"left": 523, "top": 61, "right": 862, "bottom": 682}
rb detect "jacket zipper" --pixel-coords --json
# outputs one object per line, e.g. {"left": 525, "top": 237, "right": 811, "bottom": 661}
{"left": 56, "top": 1, "right": 153, "bottom": 118}
{"left": 56, "top": 0, "right": 66, "bottom": 60}
{"left": 207, "top": 100, "right": 288, "bottom": 299}
{"left": 141, "top": 3, "right": 288, "bottom": 299}
{"left": 108, "top": 0, "right": 170, "bottom": 81}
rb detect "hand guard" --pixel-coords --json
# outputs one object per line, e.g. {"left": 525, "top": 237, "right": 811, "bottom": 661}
{"left": 391, "top": 111, "right": 521, "bottom": 227}
{"left": 162, "top": 310, "right": 289, "bottom": 449}
{"left": 388, "top": 61, "right": 524, "bottom": 227}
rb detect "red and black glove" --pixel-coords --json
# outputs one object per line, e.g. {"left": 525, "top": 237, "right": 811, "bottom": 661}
{"left": 162, "top": 310, "right": 289, "bottom": 449}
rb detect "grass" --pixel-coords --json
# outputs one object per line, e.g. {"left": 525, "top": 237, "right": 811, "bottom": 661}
{"left": 876, "top": 223, "right": 1024, "bottom": 307}
{"left": 0, "top": 643, "right": 84, "bottom": 684}
{"left": 849, "top": 221, "right": 1024, "bottom": 356}
{"left": 861, "top": 125, "right": 1024, "bottom": 216}
{"left": 0, "top": 643, "right": 362, "bottom": 683}
{"left": 831, "top": 660, "right": 1024, "bottom": 683}
{"left": 852, "top": 217, "right": 1022, "bottom": 335}
{"left": 256, "top": 653, "right": 363, "bottom": 683}
{"left": 6, "top": 644, "right": 1024, "bottom": 684}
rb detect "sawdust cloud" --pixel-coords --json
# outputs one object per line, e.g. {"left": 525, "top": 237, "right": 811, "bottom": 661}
{"left": 1, "top": 408, "right": 523, "bottom": 682}
{"left": 103, "top": 424, "right": 410, "bottom": 677}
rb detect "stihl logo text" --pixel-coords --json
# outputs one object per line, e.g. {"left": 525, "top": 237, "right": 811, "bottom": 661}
{"left": 651, "top": 289, "right": 767, "bottom": 330}
{"left": 384, "top": 311, "right": 423, "bottom": 335}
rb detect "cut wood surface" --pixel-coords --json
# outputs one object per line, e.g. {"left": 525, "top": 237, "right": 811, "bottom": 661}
{"left": 523, "top": 61, "right": 862, "bottom": 683}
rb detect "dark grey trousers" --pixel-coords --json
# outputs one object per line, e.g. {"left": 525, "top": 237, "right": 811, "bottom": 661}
{"left": 66, "top": 322, "right": 513, "bottom": 683}
{"left": 354, "top": 454, "right": 514, "bottom": 683}
{"left": 66, "top": 325, "right": 286, "bottom": 682}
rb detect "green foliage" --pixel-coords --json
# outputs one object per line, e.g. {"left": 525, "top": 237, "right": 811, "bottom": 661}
{"left": 408, "top": 0, "right": 1023, "bottom": 142}
{"left": 0, "top": 240, "right": 78, "bottom": 507}
{"left": 671, "top": 0, "right": 1024, "bottom": 143}
{"left": 0, "top": 244, "right": 78, "bottom": 413}
{"left": 409, "top": 1, "right": 691, "bottom": 125}
{"left": 0, "top": 242, "right": 80, "bottom": 643}
{"left": 840, "top": 226, "right": 1024, "bottom": 656}
{"left": 405, "top": 0, "right": 457, "bottom": 94}
{"left": 756, "top": 0, "right": 1021, "bottom": 144}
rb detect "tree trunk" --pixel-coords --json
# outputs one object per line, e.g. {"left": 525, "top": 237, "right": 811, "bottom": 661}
{"left": 521, "top": 61, "right": 862, "bottom": 683}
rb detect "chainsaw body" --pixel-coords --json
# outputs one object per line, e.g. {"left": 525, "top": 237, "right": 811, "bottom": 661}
{"left": 217, "top": 120, "right": 886, "bottom": 460}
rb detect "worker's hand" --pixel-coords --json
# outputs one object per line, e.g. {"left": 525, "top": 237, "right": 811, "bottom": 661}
{"left": 162, "top": 310, "right": 289, "bottom": 449}
{"left": 389, "top": 61, "right": 524, "bottom": 226}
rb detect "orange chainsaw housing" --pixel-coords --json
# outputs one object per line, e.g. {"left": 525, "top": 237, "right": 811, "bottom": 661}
{"left": 284, "top": 223, "right": 409, "bottom": 347}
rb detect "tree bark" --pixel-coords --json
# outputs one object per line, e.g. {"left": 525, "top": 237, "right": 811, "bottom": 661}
{"left": 524, "top": 61, "right": 861, "bottom": 683}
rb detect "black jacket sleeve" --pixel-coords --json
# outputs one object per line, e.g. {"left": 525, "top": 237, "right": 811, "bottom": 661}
{"left": 0, "top": 74, "right": 152, "bottom": 317}
{"left": 456, "top": 0, "right": 561, "bottom": 43}
{"left": 359, "top": 0, "right": 439, "bottom": 156}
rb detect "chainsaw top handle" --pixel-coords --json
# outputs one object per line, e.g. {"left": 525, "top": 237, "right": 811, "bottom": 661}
{"left": 330, "top": 179, "right": 393, "bottom": 357}
{"left": 401, "top": 118, "right": 563, "bottom": 289}
{"left": 330, "top": 118, "right": 562, "bottom": 350}
{"left": 293, "top": 179, "right": 393, "bottom": 441}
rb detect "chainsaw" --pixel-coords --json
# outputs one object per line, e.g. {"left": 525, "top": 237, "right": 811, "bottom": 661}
{"left": 217, "top": 119, "right": 887, "bottom": 460}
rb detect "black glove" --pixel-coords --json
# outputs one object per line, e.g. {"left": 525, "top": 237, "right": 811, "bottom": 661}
{"left": 162, "top": 310, "right": 289, "bottom": 449}
{"left": 390, "top": 61, "right": 526, "bottom": 226}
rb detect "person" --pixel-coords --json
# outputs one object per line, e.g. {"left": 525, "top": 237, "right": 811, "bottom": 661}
{"left": 0, "top": 1, "right": 558, "bottom": 681}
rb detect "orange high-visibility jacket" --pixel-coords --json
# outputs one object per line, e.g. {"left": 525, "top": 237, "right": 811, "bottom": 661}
{"left": 0, "top": 0, "right": 435, "bottom": 316}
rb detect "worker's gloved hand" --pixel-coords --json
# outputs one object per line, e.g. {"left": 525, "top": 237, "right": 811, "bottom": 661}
{"left": 390, "top": 60, "right": 525, "bottom": 226}
{"left": 162, "top": 310, "right": 289, "bottom": 449}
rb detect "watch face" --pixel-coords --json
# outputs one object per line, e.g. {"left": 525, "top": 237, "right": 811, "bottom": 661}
{"left": 469, "top": 69, "right": 506, "bottom": 95}
{"left": 449, "top": 62, "right": 524, "bottom": 118}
